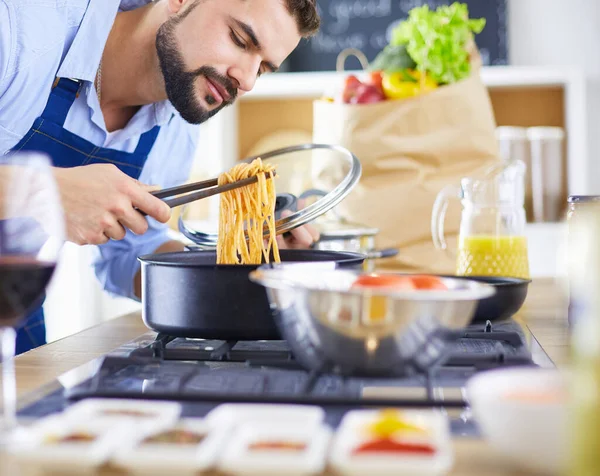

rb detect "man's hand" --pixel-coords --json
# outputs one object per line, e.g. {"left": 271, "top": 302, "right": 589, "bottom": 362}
{"left": 53, "top": 164, "right": 171, "bottom": 245}
{"left": 276, "top": 210, "right": 320, "bottom": 249}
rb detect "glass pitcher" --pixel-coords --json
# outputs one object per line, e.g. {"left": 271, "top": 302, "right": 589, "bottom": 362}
{"left": 431, "top": 159, "right": 530, "bottom": 279}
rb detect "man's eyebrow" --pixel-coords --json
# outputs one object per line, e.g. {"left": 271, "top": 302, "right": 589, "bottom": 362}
{"left": 230, "top": 16, "right": 280, "bottom": 73}
{"left": 232, "top": 17, "right": 261, "bottom": 49}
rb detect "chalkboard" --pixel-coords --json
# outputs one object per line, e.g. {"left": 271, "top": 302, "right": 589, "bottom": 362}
{"left": 286, "top": 0, "right": 508, "bottom": 72}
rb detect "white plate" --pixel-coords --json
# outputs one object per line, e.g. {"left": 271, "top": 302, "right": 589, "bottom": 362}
{"left": 112, "top": 418, "right": 229, "bottom": 475}
{"left": 205, "top": 403, "right": 325, "bottom": 430}
{"left": 329, "top": 409, "right": 453, "bottom": 476}
{"left": 218, "top": 421, "right": 332, "bottom": 475}
{"left": 62, "top": 398, "right": 181, "bottom": 429}
{"left": 466, "top": 367, "right": 568, "bottom": 475}
{"left": 8, "top": 417, "right": 132, "bottom": 473}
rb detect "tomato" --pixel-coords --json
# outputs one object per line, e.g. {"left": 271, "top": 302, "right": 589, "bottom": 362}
{"left": 351, "top": 84, "right": 385, "bottom": 104}
{"left": 410, "top": 275, "right": 448, "bottom": 290}
{"left": 368, "top": 71, "right": 384, "bottom": 93}
{"left": 352, "top": 274, "right": 416, "bottom": 290}
{"left": 352, "top": 274, "right": 447, "bottom": 291}
{"left": 342, "top": 74, "right": 386, "bottom": 104}
{"left": 342, "top": 75, "right": 362, "bottom": 103}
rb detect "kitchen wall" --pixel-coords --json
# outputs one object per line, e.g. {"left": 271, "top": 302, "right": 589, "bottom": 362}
{"left": 42, "top": 0, "right": 600, "bottom": 344}
{"left": 508, "top": 0, "right": 600, "bottom": 193}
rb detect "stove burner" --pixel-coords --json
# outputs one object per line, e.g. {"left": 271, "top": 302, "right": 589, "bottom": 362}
{"left": 134, "top": 334, "right": 297, "bottom": 367}
{"left": 63, "top": 320, "right": 537, "bottom": 409}
{"left": 131, "top": 320, "right": 532, "bottom": 370}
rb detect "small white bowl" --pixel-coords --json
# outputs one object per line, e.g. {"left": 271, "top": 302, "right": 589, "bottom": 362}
{"left": 218, "top": 421, "right": 332, "bottom": 476}
{"left": 329, "top": 409, "right": 453, "bottom": 476}
{"left": 8, "top": 417, "right": 132, "bottom": 474}
{"left": 62, "top": 398, "right": 181, "bottom": 430}
{"left": 205, "top": 403, "right": 325, "bottom": 430}
{"left": 466, "top": 367, "right": 568, "bottom": 475}
{"left": 112, "top": 418, "right": 229, "bottom": 475}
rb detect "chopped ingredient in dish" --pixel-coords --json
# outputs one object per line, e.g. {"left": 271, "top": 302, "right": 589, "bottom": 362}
{"left": 45, "top": 432, "right": 97, "bottom": 444}
{"left": 353, "top": 438, "right": 437, "bottom": 455}
{"left": 142, "top": 429, "right": 205, "bottom": 445}
{"left": 352, "top": 274, "right": 447, "bottom": 291}
{"left": 100, "top": 409, "right": 156, "bottom": 418}
{"left": 366, "top": 409, "right": 429, "bottom": 438}
{"left": 352, "top": 274, "right": 416, "bottom": 290}
{"left": 248, "top": 440, "right": 307, "bottom": 452}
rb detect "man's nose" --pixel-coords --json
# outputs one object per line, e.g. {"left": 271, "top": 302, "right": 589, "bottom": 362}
{"left": 228, "top": 59, "right": 260, "bottom": 93}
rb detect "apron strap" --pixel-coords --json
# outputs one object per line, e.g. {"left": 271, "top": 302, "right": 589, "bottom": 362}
{"left": 41, "top": 78, "right": 82, "bottom": 127}
{"left": 134, "top": 125, "right": 160, "bottom": 155}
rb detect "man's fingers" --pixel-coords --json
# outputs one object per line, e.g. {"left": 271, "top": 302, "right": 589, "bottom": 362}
{"left": 129, "top": 186, "right": 171, "bottom": 223}
{"left": 119, "top": 209, "right": 150, "bottom": 236}
{"left": 286, "top": 226, "right": 315, "bottom": 249}
{"left": 139, "top": 183, "right": 162, "bottom": 193}
{"left": 304, "top": 223, "right": 320, "bottom": 243}
{"left": 103, "top": 219, "right": 127, "bottom": 241}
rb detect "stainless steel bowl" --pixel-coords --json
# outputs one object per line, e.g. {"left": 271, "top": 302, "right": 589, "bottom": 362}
{"left": 249, "top": 268, "right": 496, "bottom": 377}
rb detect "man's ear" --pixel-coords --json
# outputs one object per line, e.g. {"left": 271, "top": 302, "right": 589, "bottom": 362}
{"left": 166, "top": 0, "right": 187, "bottom": 14}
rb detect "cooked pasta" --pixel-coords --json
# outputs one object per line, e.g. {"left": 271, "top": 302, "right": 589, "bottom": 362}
{"left": 216, "top": 158, "right": 280, "bottom": 265}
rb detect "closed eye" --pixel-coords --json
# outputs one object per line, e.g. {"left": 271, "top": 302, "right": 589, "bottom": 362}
{"left": 230, "top": 30, "right": 247, "bottom": 50}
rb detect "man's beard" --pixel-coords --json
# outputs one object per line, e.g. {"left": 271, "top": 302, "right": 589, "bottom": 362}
{"left": 155, "top": 18, "right": 237, "bottom": 124}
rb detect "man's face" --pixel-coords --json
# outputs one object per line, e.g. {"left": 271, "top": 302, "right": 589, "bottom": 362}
{"left": 156, "top": 0, "right": 301, "bottom": 124}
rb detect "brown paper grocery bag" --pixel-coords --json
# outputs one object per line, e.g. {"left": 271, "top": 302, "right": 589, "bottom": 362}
{"left": 312, "top": 69, "right": 501, "bottom": 274}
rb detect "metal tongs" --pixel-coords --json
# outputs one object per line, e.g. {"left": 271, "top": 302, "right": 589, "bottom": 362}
{"left": 145, "top": 171, "right": 276, "bottom": 214}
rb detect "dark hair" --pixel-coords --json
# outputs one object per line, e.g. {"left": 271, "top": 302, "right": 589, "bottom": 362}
{"left": 284, "top": 0, "right": 320, "bottom": 37}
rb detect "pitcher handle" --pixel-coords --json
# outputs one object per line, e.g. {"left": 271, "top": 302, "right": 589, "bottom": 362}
{"left": 431, "top": 185, "right": 461, "bottom": 257}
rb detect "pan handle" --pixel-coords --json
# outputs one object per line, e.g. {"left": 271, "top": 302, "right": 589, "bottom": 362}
{"left": 366, "top": 248, "right": 399, "bottom": 260}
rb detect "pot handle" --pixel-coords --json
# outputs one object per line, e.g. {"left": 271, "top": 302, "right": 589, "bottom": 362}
{"left": 431, "top": 185, "right": 461, "bottom": 258}
{"left": 366, "top": 248, "right": 399, "bottom": 260}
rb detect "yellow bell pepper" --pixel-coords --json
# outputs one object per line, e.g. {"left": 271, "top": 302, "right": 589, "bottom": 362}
{"left": 382, "top": 70, "right": 438, "bottom": 100}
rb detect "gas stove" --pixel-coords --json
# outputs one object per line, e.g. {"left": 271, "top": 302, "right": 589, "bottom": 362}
{"left": 16, "top": 318, "right": 554, "bottom": 436}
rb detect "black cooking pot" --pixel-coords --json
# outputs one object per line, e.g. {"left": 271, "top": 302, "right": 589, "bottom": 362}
{"left": 138, "top": 249, "right": 366, "bottom": 340}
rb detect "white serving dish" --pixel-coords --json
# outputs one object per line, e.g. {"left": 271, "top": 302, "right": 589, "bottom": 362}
{"left": 8, "top": 417, "right": 131, "bottom": 474}
{"left": 205, "top": 403, "right": 325, "bottom": 430}
{"left": 467, "top": 367, "right": 568, "bottom": 475}
{"left": 218, "top": 421, "right": 332, "bottom": 475}
{"left": 62, "top": 398, "right": 181, "bottom": 429}
{"left": 112, "top": 418, "right": 229, "bottom": 475}
{"left": 329, "top": 409, "right": 453, "bottom": 476}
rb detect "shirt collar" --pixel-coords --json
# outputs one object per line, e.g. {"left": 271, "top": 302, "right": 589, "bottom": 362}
{"left": 154, "top": 101, "right": 178, "bottom": 126}
{"left": 56, "top": 0, "right": 153, "bottom": 82}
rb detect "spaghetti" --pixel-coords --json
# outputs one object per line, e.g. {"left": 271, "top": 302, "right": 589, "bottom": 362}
{"left": 216, "top": 158, "right": 280, "bottom": 265}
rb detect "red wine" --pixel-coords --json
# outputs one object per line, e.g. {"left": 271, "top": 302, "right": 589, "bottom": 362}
{"left": 0, "top": 256, "right": 56, "bottom": 327}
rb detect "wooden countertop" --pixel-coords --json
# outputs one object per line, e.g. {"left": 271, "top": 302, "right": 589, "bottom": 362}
{"left": 2, "top": 278, "right": 570, "bottom": 475}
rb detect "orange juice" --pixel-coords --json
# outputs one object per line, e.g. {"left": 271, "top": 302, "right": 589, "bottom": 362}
{"left": 456, "top": 235, "right": 530, "bottom": 279}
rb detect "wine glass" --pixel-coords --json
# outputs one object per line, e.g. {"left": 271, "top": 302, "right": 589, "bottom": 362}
{"left": 0, "top": 152, "right": 64, "bottom": 442}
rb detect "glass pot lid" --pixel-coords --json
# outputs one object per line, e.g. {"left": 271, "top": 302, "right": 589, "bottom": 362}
{"left": 179, "top": 143, "right": 362, "bottom": 246}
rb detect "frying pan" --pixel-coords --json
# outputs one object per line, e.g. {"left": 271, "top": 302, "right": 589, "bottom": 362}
{"left": 444, "top": 276, "right": 531, "bottom": 323}
{"left": 138, "top": 249, "right": 366, "bottom": 340}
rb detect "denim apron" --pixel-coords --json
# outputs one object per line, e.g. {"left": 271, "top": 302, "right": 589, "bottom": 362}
{"left": 10, "top": 77, "right": 160, "bottom": 354}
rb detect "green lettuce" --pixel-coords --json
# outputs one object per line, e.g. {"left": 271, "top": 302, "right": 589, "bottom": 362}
{"left": 391, "top": 2, "right": 486, "bottom": 84}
